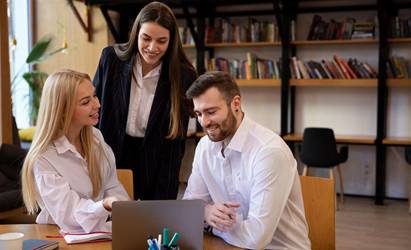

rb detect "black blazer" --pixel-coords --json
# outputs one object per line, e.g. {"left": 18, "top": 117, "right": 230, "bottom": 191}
{"left": 93, "top": 46, "right": 196, "bottom": 198}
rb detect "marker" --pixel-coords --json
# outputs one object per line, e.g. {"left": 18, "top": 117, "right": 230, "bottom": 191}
{"left": 157, "top": 234, "right": 162, "bottom": 248}
{"left": 163, "top": 227, "right": 169, "bottom": 246}
{"left": 147, "top": 239, "right": 154, "bottom": 250}
{"left": 152, "top": 239, "right": 159, "bottom": 250}
{"left": 168, "top": 232, "right": 180, "bottom": 247}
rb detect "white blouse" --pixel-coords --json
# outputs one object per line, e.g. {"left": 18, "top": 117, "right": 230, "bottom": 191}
{"left": 126, "top": 55, "right": 162, "bottom": 137}
{"left": 33, "top": 128, "right": 129, "bottom": 233}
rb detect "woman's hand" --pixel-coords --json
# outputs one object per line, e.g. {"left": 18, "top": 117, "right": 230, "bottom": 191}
{"left": 103, "top": 196, "right": 118, "bottom": 212}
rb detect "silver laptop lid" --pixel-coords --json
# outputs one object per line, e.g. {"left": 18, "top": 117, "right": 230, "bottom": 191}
{"left": 112, "top": 200, "right": 204, "bottom": 250}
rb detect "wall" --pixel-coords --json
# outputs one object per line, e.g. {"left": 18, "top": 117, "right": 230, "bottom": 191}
{"left": 34, "top": 0, "right": 109, "bottom": 77}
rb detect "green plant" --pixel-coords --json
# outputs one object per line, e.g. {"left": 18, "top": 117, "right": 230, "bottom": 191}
{"left": 12, "top": 36, "right": 65, "bottom": 125}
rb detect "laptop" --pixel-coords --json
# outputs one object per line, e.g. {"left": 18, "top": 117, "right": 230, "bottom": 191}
{"left": 112, "top": 200, "right": 204, "bottom": 250}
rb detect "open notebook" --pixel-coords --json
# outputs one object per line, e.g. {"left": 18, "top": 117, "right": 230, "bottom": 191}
{"left": 60, "top": 231, "right": 112, "bottom": 244}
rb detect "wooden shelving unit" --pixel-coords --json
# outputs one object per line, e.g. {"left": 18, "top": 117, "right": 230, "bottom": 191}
{"left": 236, "top": 79, "right": 281, "bottom": 87}
{"left": 383, "top": 137, "right": 411, "bottom": 146}
{"left": 206, "top": 41, "right": 281, "bottom": 48}
{"left": 283, "top": 133, "right": 375, "bottom": 145}
{"left": 388, "top": 38, "right": 411, "bottom": 44}
{"left": 182, "top": 44, "right": 195, "bottom": 48}
{"left": 290, "top": 79, "right": 377, "bottom": 87}
{"left": 387, "top": 79, "right": 411, "bottom": 87}
{"left": 291, "top": 39, "right": 378, "bottom": 45}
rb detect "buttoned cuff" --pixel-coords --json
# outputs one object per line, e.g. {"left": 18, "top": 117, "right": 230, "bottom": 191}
{"left": 92, "top": 200, "right": 111, "bottom": 218}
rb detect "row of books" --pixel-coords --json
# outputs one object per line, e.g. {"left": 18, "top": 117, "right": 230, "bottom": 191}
{"left": 290, "top": 55, "right": 377, "bottom": 79}
{"left": 204, "top": 17, "right": 280, "bottom": 44}
{"left": 205, "top": 53, "right": 281, "bottom": 80}
{"left": 390, "top": 16, "right": 411, "bottom": 38}
{"left": 306, "top": 15, "right": 376, "bottom": 40}
{"left": 179, "top": 27, "right": 195, "bottom": 45}
{"left": 387, "top": 56, "right": 410, "bottom": 79}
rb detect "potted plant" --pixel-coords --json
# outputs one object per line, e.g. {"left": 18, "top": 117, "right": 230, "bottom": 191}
{"left": 12, "top": 36, "right": 66, "bottom": 125}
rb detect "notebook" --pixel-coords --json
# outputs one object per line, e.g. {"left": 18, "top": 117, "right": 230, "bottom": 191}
{"left": 22, "top": 239, "right": 59, "bottom": 250}
{"left": 112, "top": 200, "right": 204, "bottom": 250}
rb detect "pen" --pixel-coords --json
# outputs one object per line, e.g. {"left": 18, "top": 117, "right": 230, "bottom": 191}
{"left": 168, "top": 232, "right": 180, "bottom": 247}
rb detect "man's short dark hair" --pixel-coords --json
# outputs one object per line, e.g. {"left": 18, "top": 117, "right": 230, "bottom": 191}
{"left": 186, "top": 71, "right": 241, "bottom": 104}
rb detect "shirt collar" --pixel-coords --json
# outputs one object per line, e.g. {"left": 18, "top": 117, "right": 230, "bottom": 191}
{"left": 53, "top": 132, "right": 100, "bottom": 155}
{"left": 209, "top": 114, "right": 250, "bottom": 155}
{"left": 136, "top": 54, "right": 162, "bottom": 79}
{"left": 226, "top": 114, "right": 250, "bottom": 153}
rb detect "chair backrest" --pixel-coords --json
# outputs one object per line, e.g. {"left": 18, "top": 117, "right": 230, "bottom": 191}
{"left": 300, "top": 127, "right": 339, "bottom": 167}
{"left": 116, "top": 169, "right": 134, "bottom": 200}
{"left": 300, "top": 176, "right": 335, "bottom": 250}
{"left": 405, "top": 147, "right": 411, "bottom": 165}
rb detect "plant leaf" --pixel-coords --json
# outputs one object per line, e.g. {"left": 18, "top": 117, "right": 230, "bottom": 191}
{"left": 26, "top": 37, "right": 52, "bottom": 64}
{"left": 22, "top": 71, "right": 48, "bottom": 91}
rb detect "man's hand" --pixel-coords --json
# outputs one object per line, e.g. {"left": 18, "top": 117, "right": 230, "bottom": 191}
{"left": 103, "top": 196, "right": 118, "bottom": 212}
{"left": 205, "top": 202, "right": 240, "bottom": 232}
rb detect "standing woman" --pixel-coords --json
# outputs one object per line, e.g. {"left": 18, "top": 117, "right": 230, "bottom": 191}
{"left": 21, "top": 70, "right": 129, "bottom": 233}
{"left": 93, "top": 2, "right": 197, "bottom": 200}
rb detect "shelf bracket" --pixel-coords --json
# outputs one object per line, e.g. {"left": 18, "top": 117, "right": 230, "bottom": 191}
{"left": 67, "top": 0, "right": 92, "bottom": 42}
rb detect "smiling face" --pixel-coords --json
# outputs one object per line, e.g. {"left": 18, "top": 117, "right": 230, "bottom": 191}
{"left": 193, "top": 87, "right": 239, "bottom": 142}
{"left": 138, "top": 21, "right": 170, "bottom": 70}
{"left": 70, "top": 79, "right": 100, "bottom": 130}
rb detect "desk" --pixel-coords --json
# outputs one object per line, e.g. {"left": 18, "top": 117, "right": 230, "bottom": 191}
{"left": 0, "top": 224, "right": 241, "bottom": 250}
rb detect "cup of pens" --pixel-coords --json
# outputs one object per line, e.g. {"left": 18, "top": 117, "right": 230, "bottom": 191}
{"left": 147, "top": 227, "right": 180, "bottom": 250}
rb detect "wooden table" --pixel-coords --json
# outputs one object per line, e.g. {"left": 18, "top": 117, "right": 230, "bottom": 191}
{"left": 0, "top": 224, "right": 241, "bottom": 249}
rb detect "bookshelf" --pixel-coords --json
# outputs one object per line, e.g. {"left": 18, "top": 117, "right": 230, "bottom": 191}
{"left": 85, "top": 0, "right": 411, "bottom": 203}
{"left": 206, "top": 41, "right": 281, "bottom": 48}
{"left": 291, "top": 39, "right": 378, "bottom": 45}
{"left": 236, "top": 79, "right": 281, "bottom": 87}
{"left": 289, "top": 79, "right": 377, "bottom": 87}
{"left": 283, "top": 133, "right": 375, "bottom": 145}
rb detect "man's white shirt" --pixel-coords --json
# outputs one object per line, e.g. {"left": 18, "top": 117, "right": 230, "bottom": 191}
{"left": 184, "top": 116, "right": 311, "bottom": 249}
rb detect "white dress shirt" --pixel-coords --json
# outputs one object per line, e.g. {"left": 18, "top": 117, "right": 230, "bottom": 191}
{"left": 33, "top": 127, "right": 129, "bottom": 233}
{"left": 126, "top": 55, "right": 162, "bottom": 137}
{"left": 184, "top": 116, "right": 311, "bottom": 250}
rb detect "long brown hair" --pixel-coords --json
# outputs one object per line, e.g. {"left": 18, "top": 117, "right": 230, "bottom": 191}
{"left": 21, "top": 70, "right": 102, "bottom": 215}
{"left": 114, "top": 1, "right": 196, "bottom": 139}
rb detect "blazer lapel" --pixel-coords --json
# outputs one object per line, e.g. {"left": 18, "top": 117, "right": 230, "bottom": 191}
{"left": 144, "top": 76, "right": 169, "bottom": 138}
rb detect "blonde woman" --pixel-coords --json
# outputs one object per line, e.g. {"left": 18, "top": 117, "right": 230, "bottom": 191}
{"left": 21, "top": 69, "right": 129, "bottom": 233}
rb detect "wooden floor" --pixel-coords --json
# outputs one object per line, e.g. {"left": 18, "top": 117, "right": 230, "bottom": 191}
{"left": 336, "top": 197, "right": 411, "bottom": 250}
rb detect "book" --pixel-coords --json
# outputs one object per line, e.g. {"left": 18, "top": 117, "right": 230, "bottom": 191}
{"left": 22, "top": 239, "right": 58, "bottom": 250}
{"left": 61, "top": 231, "right": 112, "bottom": 244}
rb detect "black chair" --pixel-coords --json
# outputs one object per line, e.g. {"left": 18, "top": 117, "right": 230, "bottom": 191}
{"left": 405, "top": 147, "right": 411, "bottom": 213}
{"left": 300, "top": 127, "right": 348, "bottom": 205}
{"left": 405, "top": 147, "right": 411, "bottom": 165}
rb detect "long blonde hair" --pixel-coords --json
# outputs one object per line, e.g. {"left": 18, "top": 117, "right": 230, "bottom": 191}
{"left": 21, "top": 69, "right": 102, "bottom": 215}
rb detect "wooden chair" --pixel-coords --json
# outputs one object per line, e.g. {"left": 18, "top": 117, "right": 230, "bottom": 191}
{"left": 300, "top": 176, "right": 335, "bottom": 250}
{"left": 116, "top": 169, "right": 134, "bottom": 200}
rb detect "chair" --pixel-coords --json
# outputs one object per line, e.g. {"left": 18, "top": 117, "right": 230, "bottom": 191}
{"left": 405, "top": 147, "right": 411, "bottom": 213}
{"left": 300, "top": 176, "right": 335, "bottom": 250}
{"left": 0, "top": 144, "right": 27, "bottom": 220}
{"left": 116, "top": 169, "right": 134, "bottom": 200}
{"left": 300, "top": 127, "right": 348, "bottom": 205}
